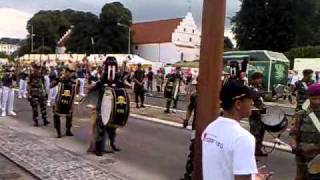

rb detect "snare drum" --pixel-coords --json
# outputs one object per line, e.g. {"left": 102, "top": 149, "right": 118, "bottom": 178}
{"left": 55, "top": 82, "right": 76, "bottom": 115}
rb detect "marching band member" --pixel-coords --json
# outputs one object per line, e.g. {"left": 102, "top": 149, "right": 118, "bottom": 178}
{"left": 249, "top": 72, "right": 267, "bottom": 156}
{"left": 48, "top": 66, "right": 58, "bottom": 107}
{"left": 290, "top": 83, "right": 320, "bottom": 179}
{"left": 28, "top": 63, "right": 49, "bottom": 126}
{"left": 18, "top": 66, "right": 28, "bottom": 99}
{"left": 76, "top": 64, "right": 86, "bottom": 97}
{"left": 164, "top": 66, "right": 185, "bottom": 113}
{"left": 50, "top": 63, "right": 77, "bottom": 138}
{"left": 88, "top": 58, "right": 130, "bottom": 156}
{"left": 1, "top": 66, "right": 17, "bottom": 117}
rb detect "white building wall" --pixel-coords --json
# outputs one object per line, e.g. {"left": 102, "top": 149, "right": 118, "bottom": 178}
{"left": 0, "top": 44, "right": 20, "bottom": 55}
{"left": 133, "top": 12, "right": 201, "bottom": 64}
{"left": 134, "top": 42, "right": 180, "bottom": 64}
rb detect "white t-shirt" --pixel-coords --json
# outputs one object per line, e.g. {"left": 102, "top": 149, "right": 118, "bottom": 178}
{"left": 202, "top": 117, "right": 258, "bottom": 180}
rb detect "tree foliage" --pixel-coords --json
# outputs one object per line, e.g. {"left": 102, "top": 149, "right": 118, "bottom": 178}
{"left": 18, "top": 2, "right": 132, "bottom": 55}
{"left": 224, "top": 37, "right": 234, "bottom": 51}
{"left": 232, "top": 0, "right": 320, "bottom": 52}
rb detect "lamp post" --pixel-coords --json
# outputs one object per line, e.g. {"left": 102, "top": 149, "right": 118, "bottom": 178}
{"left": 117, "top": 23, "right": 131, "bottom": 55}
{"left": 27, "top": 24, "right": 34, "bottom": 53}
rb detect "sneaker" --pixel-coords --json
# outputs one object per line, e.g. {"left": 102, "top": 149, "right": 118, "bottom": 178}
{"left": 23, "top": 95, "right": 27, "bottom": 99}
{"left": 1, "top": 112, "right": 6, "bottom": 117}
{"left": 172, "top": 109, "right": 177, "bottom": 113}
{"left": 18, "top": 95, "right": 22, "bottom": 99}
{"left": 9, "top": 111, "right": 16, "bottom": 116}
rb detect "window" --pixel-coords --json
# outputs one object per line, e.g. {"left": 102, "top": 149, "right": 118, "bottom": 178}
{"left": 135, "top": 46, "right": 138, "bottom": 50}
{"left": 192, "top": 29, "right": 195, "bottom": 33}
{"left": 189, "top": 38, "right": 193, "bottom": 42}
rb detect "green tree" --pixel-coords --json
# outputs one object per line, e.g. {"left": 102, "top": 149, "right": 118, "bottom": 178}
{"left": 224, "top": 37, "right": 234, "bottom": 50}
{"left": 18, "top": 2, "right": 133, "bottom": 55}
{"left": 232, "top": 0, "right": 320, "bottom": 52}
{"left": 96, "top": 2, "right": 132, "bottom": 54}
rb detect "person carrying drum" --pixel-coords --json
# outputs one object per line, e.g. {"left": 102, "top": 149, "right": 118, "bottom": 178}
{"left": 28, "top": 63, "right": 49, "bottom": 127}
{"left": 290, "top": 83, "right": 320, "bottom": 180}
{"left": 291, "top": 69, "right": 315, "bottom": 111}
{"left": 50, "top": 64, "right": 77, "bottom": 138}
{"left": 88, "top": 57, "right": 130, "bottom": 156}
{"left": 164, "top": 66, "right": 185, "bottom": 113}
{"left": 249, "top": 72, "right": 267, "bottom": 156}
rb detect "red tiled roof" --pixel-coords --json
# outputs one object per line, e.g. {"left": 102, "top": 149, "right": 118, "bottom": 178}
{"left": 132, "top": 18, "right": 183, "bottom": 45}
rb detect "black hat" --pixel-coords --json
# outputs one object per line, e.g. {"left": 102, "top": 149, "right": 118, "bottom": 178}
{"left": 303, "top": 69, "right": 313, "bottom": 76}
{"left": 220, "top": 81, "right": 254, "bottom": 110}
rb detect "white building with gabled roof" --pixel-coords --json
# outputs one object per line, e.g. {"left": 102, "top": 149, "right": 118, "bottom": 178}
{"left": 132, "top": 13, "right": 201, "bottom": 64}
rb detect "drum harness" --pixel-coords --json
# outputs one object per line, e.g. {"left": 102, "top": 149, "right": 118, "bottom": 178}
{"left": 262, "top": 108, "right": 292, "bottom": 154}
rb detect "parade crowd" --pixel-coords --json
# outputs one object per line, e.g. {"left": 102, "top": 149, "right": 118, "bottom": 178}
{"left": 4, "top": 57, "right": 320, "bottom": 180}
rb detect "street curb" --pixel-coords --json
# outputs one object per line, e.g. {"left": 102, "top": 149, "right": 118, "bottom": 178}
{"left": 131, "top": 113, "right": 292, "bottom": 153}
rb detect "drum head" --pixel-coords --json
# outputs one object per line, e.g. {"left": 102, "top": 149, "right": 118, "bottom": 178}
{"left": 261, "top": 107, "right": 289, "bottom": 133}
{"left": 101, "top": 88, "right": 114, "bottom": 126}
{"left": 309, "top": 155, "right": 320, "bottom": 175}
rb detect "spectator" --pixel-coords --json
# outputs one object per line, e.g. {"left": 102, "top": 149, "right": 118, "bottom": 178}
{"left": 146, "top": 67, "right": 154, "bottom": 92}
{"left": 133, "top": 63, "right": 146, "bottom": 108}
{"left": 202, "top": 81, "right": 266, "bottom": 180}
{"left": 155, "top": 69, "right": 165, "bottom": 93}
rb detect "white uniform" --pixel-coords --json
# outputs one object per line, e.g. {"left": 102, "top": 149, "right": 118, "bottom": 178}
{"left": 1, "top": 73, "right": 16, "bottom": 116}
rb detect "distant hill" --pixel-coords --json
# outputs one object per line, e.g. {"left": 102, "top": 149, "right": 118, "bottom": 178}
{"left": 0, "top": 38, "right": 22, "bottom": 45}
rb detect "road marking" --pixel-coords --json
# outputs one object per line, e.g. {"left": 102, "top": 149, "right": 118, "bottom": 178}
{"left": 132, "top": 113, "right": 291, "bottom": 153}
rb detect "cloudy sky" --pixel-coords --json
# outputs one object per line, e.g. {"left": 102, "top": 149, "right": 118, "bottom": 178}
{"left": 0, "top": 0, "right": 241, "bottom": 39}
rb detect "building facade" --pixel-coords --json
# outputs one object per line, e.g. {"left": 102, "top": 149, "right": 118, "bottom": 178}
{"left": 132, "top": 13, "right": 201, "bottom": 64}
{"left": 0, "top": 43, "right": 20, "bottom": 55}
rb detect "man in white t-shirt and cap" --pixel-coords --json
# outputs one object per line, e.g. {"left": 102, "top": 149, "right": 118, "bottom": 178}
{"left": 202, "top": 81, "right": 269, "bottom": 180}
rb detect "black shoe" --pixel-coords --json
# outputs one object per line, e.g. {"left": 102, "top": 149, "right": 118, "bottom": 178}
{"left": 66, "top": 131, "right": 74, "bottom": 136}
{"left": 95, "top": 151, "right": 103, "bottom": 156}
{"left": 111, "top": 144, "right": 121, "bottom": 152}
{"left": 43, "top": 120, "right": 50, "bottom": 126}
{"left": 136, "top": 105, "right": 140, "bottom": 109}
{"left": 34, "top": 121, "right": 39, "bottom": 127}
{"left": 255, "top": 150, "right": 268, "bottom": 157}
{"left": 56, "top": 134, "right": 62, "bottom": 138}
{"left": 183, "top": 121, "right": 188, "bottom": 128}
{"left": 103, "top": 149, "right": 114, "bottom": 154}
{"left": 140, "top": 105, "right": 146, "bottom": 108}
{"left": 164, "top": 109, "right": 170, "bottom": 113}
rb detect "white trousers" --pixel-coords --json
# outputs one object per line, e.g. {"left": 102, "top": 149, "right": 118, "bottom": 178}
{"left": 18, "top": 79, "right": 27, "bottom": 97}
{"left": 2, "top": 87, "right": 14, "bottom": 112}
{"left": 48, "top": 86, "right": 58, "bottom": 104}
{"left": 77, "top": 78, "right": 85, "bottom": 96}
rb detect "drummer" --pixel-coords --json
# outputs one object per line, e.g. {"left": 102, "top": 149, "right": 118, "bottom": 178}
{"left": 249, "top": 72, "right": 267, "bottom": 156}
{"left": 50, "top": 64, "right": 77, "bottom": 138}
{"left": 88, "top": 59, "right": 130, "bottom": 156}
{"left": 290, "top": 83, "right": 320, "bottom": 180}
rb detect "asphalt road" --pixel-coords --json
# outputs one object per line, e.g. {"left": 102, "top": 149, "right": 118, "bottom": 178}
{"left": 11, "top": 94, "right": 296, "bottom": 180}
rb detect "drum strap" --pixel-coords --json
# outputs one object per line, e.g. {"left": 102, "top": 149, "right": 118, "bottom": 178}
{"left": 308, "top": 112, "right": 320, "bottom": 134}
{"left": 301, "top": 99, "right": 320, "bottom": 133}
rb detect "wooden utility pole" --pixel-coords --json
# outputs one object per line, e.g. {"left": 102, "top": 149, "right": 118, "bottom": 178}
{"left": 193, "top": 0, "right": 226, "bottom": 179}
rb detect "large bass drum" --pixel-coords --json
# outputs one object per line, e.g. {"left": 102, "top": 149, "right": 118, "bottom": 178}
{"left": 101, "top": 87, "right": 130, "bottom": 128}
{"left": 55, "top": 82, "right": 76, "bottom": 115}
{"left": 164, "top": 78, "right": 180, "bottom": 100}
